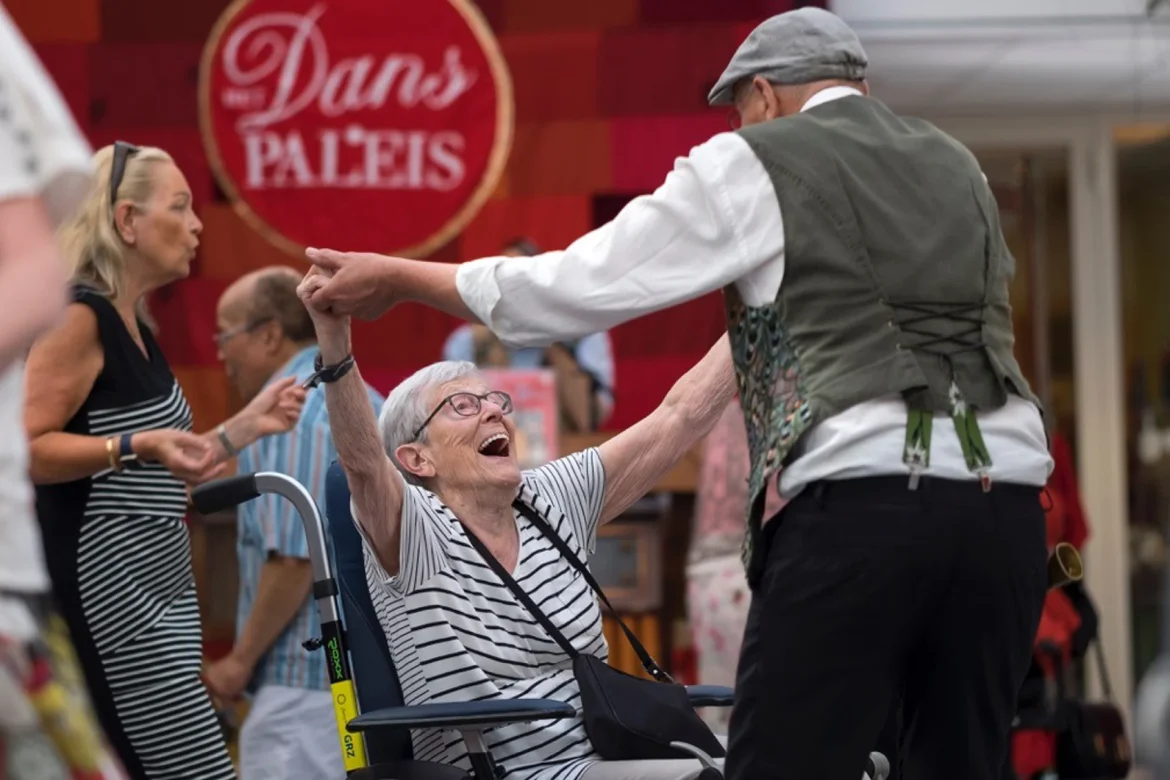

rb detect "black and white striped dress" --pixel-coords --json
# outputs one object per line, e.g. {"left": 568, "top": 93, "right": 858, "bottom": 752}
{"left": 358, "top": 449, "right": 609, "bottom": 780}
{"left": 36, "top": 287, "right": 235, "bottom": 780}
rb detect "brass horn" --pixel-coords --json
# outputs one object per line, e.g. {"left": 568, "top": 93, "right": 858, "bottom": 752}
{"left": 1048, "top": 542, "right": 1084, "bottom": 590}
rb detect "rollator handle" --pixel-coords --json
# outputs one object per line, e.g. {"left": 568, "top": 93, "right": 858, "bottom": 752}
{"left": 191, "top": 474, "right": 260, "bottom": 514}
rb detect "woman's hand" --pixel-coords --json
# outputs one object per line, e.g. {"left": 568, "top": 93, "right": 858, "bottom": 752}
{"left": 297, "top": 266, "right": 352, "bottom": 361}
{"left": 239, "top": 376, "right": 306, "bottom": 439}
{"left": 133, "top": 429, "right": 223, "bottom": 484}
{"left": 203, "top": 654, "right": 252, "bottom": 704}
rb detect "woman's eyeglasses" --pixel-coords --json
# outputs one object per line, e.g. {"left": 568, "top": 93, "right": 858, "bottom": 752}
{"left": 109, "top": 140, "right": 140, "bottom": 218}
{"left": 412, "top": 391, "right": 513, "bottom": 441}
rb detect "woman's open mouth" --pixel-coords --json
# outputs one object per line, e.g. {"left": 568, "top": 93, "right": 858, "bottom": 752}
{"left": 477, "top": 433, "right": 511, "bottom": 458}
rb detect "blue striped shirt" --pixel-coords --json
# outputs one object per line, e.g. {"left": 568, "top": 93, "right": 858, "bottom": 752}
{"left": 236, "top": 346, "right": 384, "bottom": 691}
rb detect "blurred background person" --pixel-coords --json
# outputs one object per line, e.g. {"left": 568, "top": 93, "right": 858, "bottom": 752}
{"left": 0, "top": 6, "right": 131, "bottom": 778}
{"left": 442, "top": 237, "right": 616, "bottom": 434}
{"left": 204, "top": 266, "right": 383, "bottom": 780}
{"left": 26, "top": 143, "right": 304, "bottom": 780}
{"left": 685, "top": 398, "right": 783, "bottom": 734}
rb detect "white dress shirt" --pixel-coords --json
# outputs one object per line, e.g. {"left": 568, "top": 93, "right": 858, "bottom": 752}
{"left": 456, "top": 86, "right": 1053, "bottom": 497}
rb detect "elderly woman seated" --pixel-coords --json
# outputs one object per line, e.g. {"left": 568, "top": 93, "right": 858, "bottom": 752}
{"left": 296, "top": 269, "right": 736, "bottom": 780}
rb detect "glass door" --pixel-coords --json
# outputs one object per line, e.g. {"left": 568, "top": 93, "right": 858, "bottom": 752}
{"left": 971, "top": 148, "right": 1076, "bottom": 437}
{"left": 1115, "top": 125, "right": 1170, "bottom": 685}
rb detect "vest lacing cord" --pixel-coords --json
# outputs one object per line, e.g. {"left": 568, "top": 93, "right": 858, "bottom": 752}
{"left": 886, "top": 300, "right": 994, "bottom": 493}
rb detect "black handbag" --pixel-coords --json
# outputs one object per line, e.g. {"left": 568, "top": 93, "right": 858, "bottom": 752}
{"left": 458, "top": 500, "right": 727, "bottom": 762}
{"left": 1056, "top": 639, "right": 1131, "bottom": 779}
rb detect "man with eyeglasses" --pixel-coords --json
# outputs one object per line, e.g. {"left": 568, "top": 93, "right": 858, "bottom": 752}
{"left": 205, "top": 266, "right": 382, "bottom": 780}
{"left": 300, "top": 7, "right": 1054, "bottom": 780}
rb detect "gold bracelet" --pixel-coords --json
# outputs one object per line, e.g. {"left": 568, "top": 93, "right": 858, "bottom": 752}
{"left": 105, "top": 437, "right": 122, "bottom": 472}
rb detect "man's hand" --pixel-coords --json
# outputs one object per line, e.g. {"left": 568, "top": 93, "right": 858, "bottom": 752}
{"left": 304, "top": 248, "right": 399, "bottom": 321}
{"left": 204, "top": 653, "right": 252, "bottom": 703}
{"left": 239, "top": 376, "right": 306, "bottom": 438}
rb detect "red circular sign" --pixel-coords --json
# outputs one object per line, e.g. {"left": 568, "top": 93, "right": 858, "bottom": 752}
{"left": 199, "top": 0, "right": 513, "bottom": 258}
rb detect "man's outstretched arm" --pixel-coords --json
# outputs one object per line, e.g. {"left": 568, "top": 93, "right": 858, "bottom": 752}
{"left": 306, "top": 132, "right": 783, "bottom": 346}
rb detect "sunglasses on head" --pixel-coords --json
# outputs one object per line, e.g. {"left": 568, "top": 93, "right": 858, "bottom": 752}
{"left": 109, "top": 140, "right": 140, "bottom": 218}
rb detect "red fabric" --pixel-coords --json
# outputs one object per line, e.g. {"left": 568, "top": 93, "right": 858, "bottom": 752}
{"left": 1011, "top": 430, "right": 1090, "bottom": 780}
{"left": 1012, "top": 730, "right": 1058, "bottom": 780}
{"left": 1045, "top": 431, "right": 1089, "bottom": 550}
{"left": 1033, "top": 589, "right": 1082, "bottom": 672}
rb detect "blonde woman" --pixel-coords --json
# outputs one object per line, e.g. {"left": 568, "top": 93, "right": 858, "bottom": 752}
{"left": 25, "top": 143, "right": 305, "bottom": 780}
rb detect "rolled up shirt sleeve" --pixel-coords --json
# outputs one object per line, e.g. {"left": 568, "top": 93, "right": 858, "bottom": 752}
{"left": 455, "top": 132, "right": 784, "bottom": 347}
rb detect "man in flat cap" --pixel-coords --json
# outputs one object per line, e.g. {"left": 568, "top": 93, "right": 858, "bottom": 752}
{"left": 300, "top": 7, "right": 1053, "bottom": 780}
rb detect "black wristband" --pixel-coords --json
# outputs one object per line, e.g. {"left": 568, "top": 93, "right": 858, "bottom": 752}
{"left": 118, "top": 433, "right": 139, "bottom": 468}
{"left": 304, "top": 353, "right": 356, "bottom": 389}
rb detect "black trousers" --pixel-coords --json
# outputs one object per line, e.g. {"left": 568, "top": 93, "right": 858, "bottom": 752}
{"left": 723, "top": 476, "right": 1048, "bottom": 780}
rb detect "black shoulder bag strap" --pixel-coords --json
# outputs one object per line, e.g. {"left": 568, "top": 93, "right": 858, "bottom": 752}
{"left": 511, "top": 500, "right": 673, "bottom": 683}
{"left": 1092, "top": 638, "right": 1115, "bottom": 702}
{"left": 459, "top": 521, "right": 581, "bottom": 663}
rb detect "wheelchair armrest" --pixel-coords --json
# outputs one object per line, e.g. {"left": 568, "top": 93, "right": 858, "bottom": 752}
{"left": 686, "top": 685, "right": 735, "bottom": 708}
{"left": 348, "top": 698, "right": 576, "bottom": 732}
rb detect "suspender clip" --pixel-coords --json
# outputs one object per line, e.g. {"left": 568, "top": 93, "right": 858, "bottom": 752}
{"left": 908, "top": 467, "right": 922, "bottom": 491}
{"left": 978, "top": 470, "right": 992, "bottom": 493}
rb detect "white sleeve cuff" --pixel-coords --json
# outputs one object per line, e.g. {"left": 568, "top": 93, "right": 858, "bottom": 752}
{"left": 455, "top": 255, "right": 505, "bottom": 336}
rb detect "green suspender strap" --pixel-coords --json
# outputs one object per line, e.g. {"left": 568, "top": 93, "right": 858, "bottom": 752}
{"left": 902, "top": 379, "right": 993, "bottom": 492}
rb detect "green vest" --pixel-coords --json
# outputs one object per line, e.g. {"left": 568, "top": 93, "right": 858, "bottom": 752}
{"left": 728, "top": 95, "right": 1038, "bottom": 566}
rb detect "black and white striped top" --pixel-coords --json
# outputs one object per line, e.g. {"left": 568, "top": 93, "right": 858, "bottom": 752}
{"left": 359, "top": 449, "right": 608, "bottom": 780}
{"left": 86, "top": 382, "right": 193, "bottom": 518}
{"left": 37, "top": 287, "right": 199, "bottom": 656}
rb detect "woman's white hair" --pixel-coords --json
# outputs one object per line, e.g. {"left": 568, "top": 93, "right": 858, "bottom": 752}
{"left": 378, "top": 360, "right": 481, "bottom": 485}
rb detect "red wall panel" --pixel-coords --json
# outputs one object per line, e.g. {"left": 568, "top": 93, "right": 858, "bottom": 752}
{"left": 639, "top": 0, "right": 790, "bottom": 26}
{"left": 99, "top": 0, "right": 234, "bottom": 42}
{"left": 609, "top": 115, "right": 728, "bottom": 192}
{"left": 508, "top": 120, "right": 612, "bottom": 195}
{"left": 598, "top": 25, "right": 744, "bottom": 117}
{"left": 87, "top": 43, "right": 203, "bottom": 129}
{"left": 501, "top": 0, "right": 637, "bottom": 33}
{"left": 31, "top": 45, "right": 92, "bottom": 135}
{"left": 6, "top": 0, "right": 98, "bottom": 43}
{"left": 498, "top": 31, "right": 602, "bottom": 122}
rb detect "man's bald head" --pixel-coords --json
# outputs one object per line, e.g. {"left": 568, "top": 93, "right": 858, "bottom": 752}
{"left": 222, "top": 266, "right": 316, "bottom": 344}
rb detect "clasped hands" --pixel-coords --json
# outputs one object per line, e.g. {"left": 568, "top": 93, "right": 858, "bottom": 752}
{"left": 300, "top": 247, "right": 401, "bottom": 322}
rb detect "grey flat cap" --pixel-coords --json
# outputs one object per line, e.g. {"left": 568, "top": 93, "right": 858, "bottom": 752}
{"left": 708, "top": 7, "right": 867, "bottom": 106}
